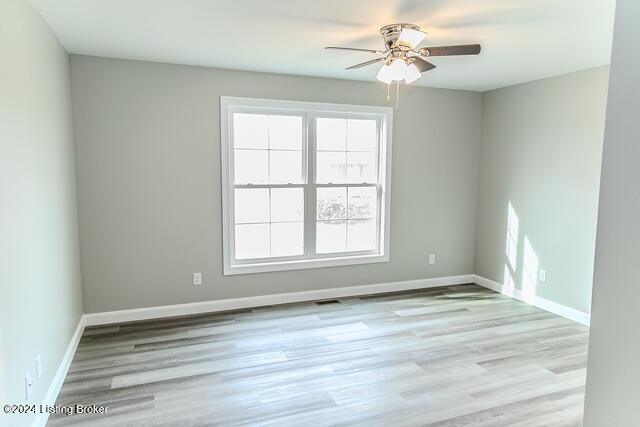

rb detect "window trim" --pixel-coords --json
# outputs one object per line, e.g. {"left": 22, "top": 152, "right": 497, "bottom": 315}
{"left": 220, "top": 96, "right": 393, "bottom": 275}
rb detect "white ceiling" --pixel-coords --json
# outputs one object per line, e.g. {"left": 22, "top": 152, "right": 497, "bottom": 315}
{"left": 31, "top": 0, "right": 616, "bottom": 91}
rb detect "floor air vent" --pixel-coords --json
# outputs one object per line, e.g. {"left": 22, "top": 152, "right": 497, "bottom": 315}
{"left": 316, "top": 299, "right": 340, "bottom": 305}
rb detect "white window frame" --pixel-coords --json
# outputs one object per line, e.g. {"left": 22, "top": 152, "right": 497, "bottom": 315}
{"left": 220, "top": 96, "right": 393, "bottom": 275}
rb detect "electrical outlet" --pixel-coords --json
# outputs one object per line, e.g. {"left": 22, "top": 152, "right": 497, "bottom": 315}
{"left": 36, "top": 355, "right": 42, "bottom": 379}
{"left": 25, "top": 371, "right": 33, "bottom": 400}
{"left": 539, "top": 270, "right": 547, "bottom": 283}
{"left": 429, "top": 254, "right": 436, "bottom": 265}
{"left": 193, "top": 272, "right": 202, "bottom": 286}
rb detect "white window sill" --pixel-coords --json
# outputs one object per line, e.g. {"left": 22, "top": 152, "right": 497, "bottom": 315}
{"left": 224, "top": 253, "right": 389, "bottom": 275}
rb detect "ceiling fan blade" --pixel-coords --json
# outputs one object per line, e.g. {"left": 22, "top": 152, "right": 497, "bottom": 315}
{"left": 325, "top": 46, "right": 384, "bottom": 54}
{"left": 411, "top": 57, "right": 436, "bottom": 73}
{"left": 345, "top": 57, "right": 385, "bottom": 70}
{"left": 419, "top": 44, "right": 481, "bottom": 57}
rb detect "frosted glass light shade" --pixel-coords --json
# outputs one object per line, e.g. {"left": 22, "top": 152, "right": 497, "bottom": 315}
{"left": 397, "top": 28, "right": 426, "bottom": 49}
{"left": 376, "top": 60, "right": 423, "bottom": 84}
{"left": 403, "top": 63, "right": 421, "bottom": 84}
{"left": 376, "top": 65, "right": 393, "bottom": 84}
{"left": 376, "top": 59, "right": 407, "bottom": 84}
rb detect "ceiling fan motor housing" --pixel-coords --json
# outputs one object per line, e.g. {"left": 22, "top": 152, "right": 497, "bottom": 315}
{"left": 380, "top": 23, "right": 421, "bottom": 50}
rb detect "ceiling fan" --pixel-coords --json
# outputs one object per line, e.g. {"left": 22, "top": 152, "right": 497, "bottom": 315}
{"left": 326, "top": 23, "right": 481, "bottom": 85}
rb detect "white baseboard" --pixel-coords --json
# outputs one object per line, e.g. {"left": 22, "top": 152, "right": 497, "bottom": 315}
{"left": 33, "top": 316, "right": 86, "bottom": 427}
{"left": 84, "top": 274, "right": 475, "bottom": 326}
{"left": 472, "top": 275, "right": 590, "bottom": 326}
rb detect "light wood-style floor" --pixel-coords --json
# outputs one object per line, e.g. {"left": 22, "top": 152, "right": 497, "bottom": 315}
{"left": 50, "top": 284, "right": 589, "bottom": 426}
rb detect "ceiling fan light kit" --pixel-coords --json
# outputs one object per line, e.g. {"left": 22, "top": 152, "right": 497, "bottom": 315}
{"left": 376, "top": 60, "right": 421, "bottom": 84}
{"left": 326, "top": 23, "right": 481, "bottom": 105}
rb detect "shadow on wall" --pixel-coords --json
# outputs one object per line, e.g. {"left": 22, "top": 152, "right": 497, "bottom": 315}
{"left": 503, "top": 202, "right": 541, "bottom": 302}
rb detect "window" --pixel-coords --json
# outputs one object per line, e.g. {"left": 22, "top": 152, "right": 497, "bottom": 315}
{"left": 221, "top": 97, "right": 392, "bottom": 275}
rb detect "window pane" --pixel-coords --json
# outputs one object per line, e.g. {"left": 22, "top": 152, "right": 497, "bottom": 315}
{"left": 346, "top": 151, "right": 377, "bottom": 183}
{"left": 234, "top": 149, "right": 268, "bottom": 184}
{"left": 347, "top": 119, "right": 377, "bottom": 152}
{"left": 269, "top": 115, "right": 302, "bottom": 150}
{"left": 270, "top": 150, "right": 303, "bottom": 184}
{"left": 235, "top": 223, "right": 270, "bottom": 259}
{"left": 317, "top": 118, "right": 346, "bottom": 151}
{"left": 271, "top": 188, "right": 304, "bottom": 222}
{"left": 316, "top": 151, "right": 346, "bottom": 183}
{"left": 234, "top": 114, "right": 268, "bottom": 149}
{"left": 347, "top": 219, "right": 376, "bottom": 251}
{"left": 316, "top": 220, "right": 346, "bottom": 253}
{"left": 234, "top": 188, "right": 269, "bottom": 224}
{"left": 317, "top": 187, "right": 347, "bottom": 220}
{"left": 271, "top": 222, "right": 304, "bottom": 257}
{"left": 348, "top": 187, "right": 377, "bottom": 219}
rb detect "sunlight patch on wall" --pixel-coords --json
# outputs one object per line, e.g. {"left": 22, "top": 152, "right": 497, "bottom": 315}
{"left": 503, "top": 264, "right": 515, "bottom": 297}
{"left": 521, "top": 236, "right": 539, "bottom": 302}
{"left": 505, "top": 202, "right": 519, "bottom": 271}
{"left": 502, "top": 202, "right": 519, "bottom": 297}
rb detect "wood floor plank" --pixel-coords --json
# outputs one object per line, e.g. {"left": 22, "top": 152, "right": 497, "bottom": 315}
{"left": 49, "top": 284, "right": 588, "bottom": 426}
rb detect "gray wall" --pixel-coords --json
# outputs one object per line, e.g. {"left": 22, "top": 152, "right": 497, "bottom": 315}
{"left": 0, "top": 1, "right": 83, "bottom": 426}
{"left": 475, "top": 67, "right": 609, "bottom": 314}
{"left": 584, "top": 0, "right": 640, "bottom": 424}
{"left": 69, "top": 55, "right": 482, "bottom": 313}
